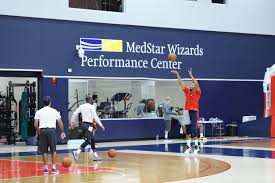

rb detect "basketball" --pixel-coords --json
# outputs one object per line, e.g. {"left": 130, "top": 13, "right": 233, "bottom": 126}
{"left": 62, "top": 157, "right": 72, "bottom": 168}
{"left": 108, "top": 149, "right": 117, "bottom": 158}
{"left": 167, "top": 53, "right": 177, "bottom": 62}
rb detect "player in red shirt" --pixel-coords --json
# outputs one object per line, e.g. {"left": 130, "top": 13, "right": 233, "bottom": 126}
{"left": 171, "top": 68, "right": 201, "bottom": 153}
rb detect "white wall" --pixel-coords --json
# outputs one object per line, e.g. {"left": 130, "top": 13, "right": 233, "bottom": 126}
{"left": 0, "top": 0, "right": 274, "bottom": 35}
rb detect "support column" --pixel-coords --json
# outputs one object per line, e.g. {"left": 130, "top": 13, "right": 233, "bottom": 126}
{"left": 271, "top": 76, "right": 275, "bottom": 137}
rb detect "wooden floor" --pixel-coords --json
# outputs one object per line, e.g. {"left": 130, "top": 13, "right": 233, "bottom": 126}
{"left": 0, "top": 151, "right": 230, "bottom": 183}
{"left": 221, "top": 139, "right": 275, "bottom": 148}
{"left": 0, "top": 137, "right": 274, "bottom": 183}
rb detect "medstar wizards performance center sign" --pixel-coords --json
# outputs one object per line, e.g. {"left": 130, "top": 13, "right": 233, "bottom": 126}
{"left": 77, "top": 38, "right": 204, "bottom": 70}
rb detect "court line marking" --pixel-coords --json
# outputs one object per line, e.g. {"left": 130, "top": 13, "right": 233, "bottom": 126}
{"left": 87, "top": 170, "right": 126, "bottom": 183}
{"left": 0, "top": 137, "right": 265, "bottom": 153}
{"left": 204, "top": 145, "right": 275, "bottom": 151}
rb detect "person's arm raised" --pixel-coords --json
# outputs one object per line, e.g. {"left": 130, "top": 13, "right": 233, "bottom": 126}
{"left": 171, "top": 70, "right": 187, "bottom": 90}
{"left": 188, "top": 68, "right": 201, "bottom": 92}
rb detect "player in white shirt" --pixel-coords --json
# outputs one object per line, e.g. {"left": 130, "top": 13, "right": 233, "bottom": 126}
{"left": 71, "top": 95, "right": 105, "bottom": 162}
{"left": 34, "top": 96, "right": 66, "bottom": 174}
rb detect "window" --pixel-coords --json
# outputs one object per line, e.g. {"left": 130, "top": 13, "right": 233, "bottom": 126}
{"left": 68, "top": 79, "right": 192, "bottom": 120}
{"left": 69, "top": 0, "right": 124, "bottom": 12}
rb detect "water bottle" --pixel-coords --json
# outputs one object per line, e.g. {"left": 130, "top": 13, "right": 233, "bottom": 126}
{"left": 156, "top": 134, "right": 159, "bottom": 141}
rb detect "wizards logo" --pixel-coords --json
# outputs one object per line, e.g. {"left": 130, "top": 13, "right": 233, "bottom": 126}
{"left": 79, "top": 38, "right": 123, "bottom": 52}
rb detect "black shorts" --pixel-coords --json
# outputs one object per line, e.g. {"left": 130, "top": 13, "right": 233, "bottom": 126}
{"left": 82, "top": 122, "right": 94, "bottom": 138}
{"left": 38, "top": 128, "right": 56, "bottom": 154}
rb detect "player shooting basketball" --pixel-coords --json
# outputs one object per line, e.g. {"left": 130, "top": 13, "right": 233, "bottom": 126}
{"left": 171, "top": 68, "right": 201, "bottom": 154}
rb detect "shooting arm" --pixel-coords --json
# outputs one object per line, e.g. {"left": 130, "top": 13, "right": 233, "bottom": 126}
{"left": 171, "top": 70, "right": 187, "bottom": 90}
{"left": 188, "top": 68, "right": 201, "bottom": 92}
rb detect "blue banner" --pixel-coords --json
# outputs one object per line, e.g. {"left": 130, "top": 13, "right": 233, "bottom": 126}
{"left": 0, "top": 15, "right": 274, "bottom": 79}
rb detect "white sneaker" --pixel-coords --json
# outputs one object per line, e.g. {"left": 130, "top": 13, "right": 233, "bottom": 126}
{"left": 44, "top": 168, "right": 49, "bottom": 175}
{"left": 51, "top": 168, "right": 59, "bottom": 175}
{"left": 200, "top": 136, "right": 207, "bottom": 142}
{"left": 184, "top": 146, "right": 192, "bottom": 154}
{"left": 193, "top": 146, "right": 200, "bottom": 155}
{"left": 93, "top": 156, "right": 102, "bottom": 161}
{"left": 72, "top": 150, "right": 79, "bottom": 162}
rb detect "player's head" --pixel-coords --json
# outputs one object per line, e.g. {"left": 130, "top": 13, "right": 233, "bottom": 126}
{"left": 190, "top": 81, "right": 195, "bottom": 90}
{"left": 165, "top": 96, "right": 171, "bottom": 103}
{"left": 43, "top": 96, "right": 51, "bottom": 106}
{"left": 85, "top": 95, "right": 93, "bottom": 103}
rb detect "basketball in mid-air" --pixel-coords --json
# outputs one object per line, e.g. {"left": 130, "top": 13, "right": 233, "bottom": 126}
{"left": 108, "top": 149, "right": 117, "bottom": 158}
{"left": 62, "top": 157, "right": 72, "bottom": 168}
{"left": 167, "top": 53, "right": 177, "bottom": 62}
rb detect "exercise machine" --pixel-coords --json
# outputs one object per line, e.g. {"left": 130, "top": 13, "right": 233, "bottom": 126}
{"left": 111, "top": 92, "right": 132, "bottom": 118}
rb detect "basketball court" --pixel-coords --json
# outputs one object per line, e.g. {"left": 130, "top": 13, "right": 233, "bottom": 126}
{"left": 0, "top": 137, "right": 274, "bottom": 183}
{"left": 0, "top": 1, "right": 275, "bottom": 183}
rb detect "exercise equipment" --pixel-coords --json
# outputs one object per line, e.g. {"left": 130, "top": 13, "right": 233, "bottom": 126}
{"left": 4, "top": 81, "right": 37, "bottom": 143}
{"left": 111, "top": 92, "right": 132, "bottom": 118}
{"left": 0, "top": 92, "right": 16, "bottom": 144}
{"left": 136, "top": 99, "right": 156, "bottom": 118}
{"left": 97, "top": 101, "right": 113, "bottom": 118}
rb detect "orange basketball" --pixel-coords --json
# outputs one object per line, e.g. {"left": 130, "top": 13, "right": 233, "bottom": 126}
{"left": 108, "top": 149, "right": 117, "bottom": 158}
{"left": 62, "top": 157, "right": 72, "bottom": 168}
{"left": 168, "top": 53, "right": 177, "bottom": 62}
